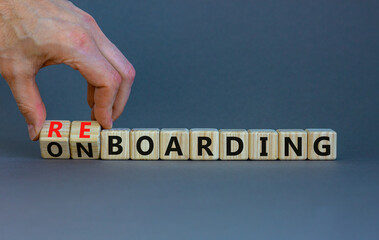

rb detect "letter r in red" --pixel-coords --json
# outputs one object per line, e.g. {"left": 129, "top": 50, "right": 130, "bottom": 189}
{"left": 48, "top": 121, "right": 63, "bottom": 138}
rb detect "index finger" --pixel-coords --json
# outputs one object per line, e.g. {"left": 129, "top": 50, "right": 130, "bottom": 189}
{"left": 91, "top": 29, "right": 136, "bottom": 120}
{"left": 67, "top": 48, "right": 121, "bottom": 129}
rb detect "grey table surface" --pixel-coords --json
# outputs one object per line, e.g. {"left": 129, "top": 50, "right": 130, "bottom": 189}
{"left": 0, "top": 0, "right": 378, "bottom": 239}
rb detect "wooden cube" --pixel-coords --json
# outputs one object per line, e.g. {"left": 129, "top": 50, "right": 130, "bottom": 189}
{"left": 306, "top": 129, "right": 337, "bottom": 160}
{"left": 248, "top": 129, "right": 278, "bottom": 160}
{"left": 101, "top": 128, "right": 130, "bottom": 160}
{"left": 219, "top": 129, "right": 248, "bottom": 160}
{"left": 70, "top": 121, "right": 101, "bottom": 159}
{"left": 160, "top": 128, "right": 189, "bottom": 160}
{"left": 277, "top": 129, "right": 307, "bottom": 160}
{"left": 130, "top": 128, "right": 160, "bottom": 160}
{"left": 190, "top": 128, "right": 219, "bottom": 160}
{"left": 40, "top": 120, "right": 71, "bottom": 159}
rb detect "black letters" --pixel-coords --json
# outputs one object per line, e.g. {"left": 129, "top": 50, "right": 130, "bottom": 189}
{"left": 284, "top": 137, "right": 302, "bottom": 156}
{"left": 226, "top": 137, "right": 243, "bottom": 156}
{"left": 260, "top": 137, "right": 268, "bottom": 156}
{"left": 47, "top": 142, "right": 63, "bottom": 157}
{"left": 76, "top": 143, "right": 93, "bottom": 158}
{"left": 136, "top": 136, "right": 154, "bottom": 155}
{"left": 197, "top": 137, "right": 213, "bottom": 156}
{"left": 165, "top": 137, "right": 183, "bottom": 156}
{"left": 314, "top": 136, "right": 331, "bottom": 156}
{"left": 108, "top": 136, "right": 123, "bottom": 155}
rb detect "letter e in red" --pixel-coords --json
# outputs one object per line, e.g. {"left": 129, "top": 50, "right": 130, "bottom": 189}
{"left": 79, "top": 122, "right": 91, "bottom": 138}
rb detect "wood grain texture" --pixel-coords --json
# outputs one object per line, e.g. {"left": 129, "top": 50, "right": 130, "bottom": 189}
{"left": 306, "top": 129, "right": 337, "bottom": 160}
{"left": 277, "top": 129, "right": 307, "bottom": 160}
{"left": 248, "top": 129, "right": 278, "bottom": 160}
{"left": 40, "top": 120, "right": 71, "bottom": 159}
{"left": 219, "top": 129, "right": 248, "bottom": 160}
{"left": 190, "top": 128, "right": 219, "bottom": 160}
{"left": 160, "top": 128, "right": 189, "bottom": 160}
{"left": 70, "top": 121, "right": 101, "bottom": 159}
{"left": 101, "top": 129, "right": 130, "bottom": 160}
{"left": 130, "top": 128, "right": 160, "bottom": 160}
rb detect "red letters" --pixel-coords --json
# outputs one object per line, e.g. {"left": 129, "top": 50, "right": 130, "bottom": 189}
{"left": 48, "top": 121, "right": 63, "bottom": 138}
{"left": 79, "top": 122, "right": 91, "bottom": 138}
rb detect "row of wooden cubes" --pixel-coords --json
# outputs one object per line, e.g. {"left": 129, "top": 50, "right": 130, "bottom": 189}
{"left": 40, "top": 121, "right": 337, "bottom": 160}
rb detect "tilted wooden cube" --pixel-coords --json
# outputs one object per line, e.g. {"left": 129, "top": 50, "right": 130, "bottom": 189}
{"left": 101, "top": 129, "right": 130, "bottom": 160}
{"left": 306, "top": 129, "right": 337, "bottom": 160}
{"left": 130, "top": 128, "right": 160, "bottom": 160}
{"left": 40, "top": 120, "right": 71, "bottom": 159}
{"left": 248, "top": 129, "right": 278, "bottom": 160}
{"left": 277, "top": 129, "right": 307, "bottom": 160}
{"left": 70, "top": 121, "right": 101, "bottom": 159}
{"left": 160, "top": 128, "right": 189, "bottom": 160}
{"left": 190, "top": 128, "right": 219, "bottom": 160}
{"left": 219, "top": 129, "right": 248, "bottom": 160}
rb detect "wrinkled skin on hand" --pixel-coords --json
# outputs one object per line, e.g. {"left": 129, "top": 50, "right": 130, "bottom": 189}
{"left": 0, "top": 0, "right": 135, "bottom": 140}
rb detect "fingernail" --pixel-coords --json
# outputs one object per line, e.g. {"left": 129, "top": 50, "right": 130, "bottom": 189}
{"left": 28, "top": 124, "right": 38, "bottom": 141}
{"left": 109, "top": 118, "right": 113, "bottom": 129}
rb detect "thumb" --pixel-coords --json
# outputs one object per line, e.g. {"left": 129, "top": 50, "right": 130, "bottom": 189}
{"left": 5, "top": 71, "right": 46, "bottom": 141}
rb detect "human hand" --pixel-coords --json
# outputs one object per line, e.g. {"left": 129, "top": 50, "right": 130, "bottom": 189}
{"left": 0, "top": 0, "right": 135, "bottom": 140}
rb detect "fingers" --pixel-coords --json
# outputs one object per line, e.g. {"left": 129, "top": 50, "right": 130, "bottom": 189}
{"left": 87, "top": 84, "right": 95, "bottom": 108}
{"left": 91, "top": 30, "right": 136, "bottom": 120}
{"left": 59, "top": 7, "right": 135, "bottom": 123}
{"left": 112, "top": 79, "right": 133, "bottom": 120}
{"left": 3, "top": 70, "right": 46, "bottom": 141}
{"left": 50, "top": 26, "right": 124, "bottom": 129}
{"left": 65, "top": 46, "right": 122, "bottom": 129}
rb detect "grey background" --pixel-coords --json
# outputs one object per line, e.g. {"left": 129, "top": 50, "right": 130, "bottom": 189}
{"left": 0, "top": 0, "right": 378, "bottom": 239}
